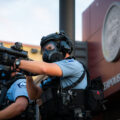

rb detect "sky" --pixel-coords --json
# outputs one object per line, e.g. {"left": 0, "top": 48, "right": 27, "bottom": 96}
{"left": 0, "top": 0, "right": 94, "bottom": 46}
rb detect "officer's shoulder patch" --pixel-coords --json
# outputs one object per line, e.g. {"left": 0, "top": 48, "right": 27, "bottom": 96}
{"left": 66, "top": 59, "right": 74, "bottom": 62}
{"left": 17, "top": 81, "right": 26, "bottom": 88}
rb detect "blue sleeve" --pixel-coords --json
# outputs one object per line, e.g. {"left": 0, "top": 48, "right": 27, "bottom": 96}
{"left": 6, "top": 79, "right": 29, "bottom": 101}
{"left": 55, "top": 59, "right": 84, "bottom": 78}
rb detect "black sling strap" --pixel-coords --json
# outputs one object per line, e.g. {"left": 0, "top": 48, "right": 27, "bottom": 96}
{"left": 62, "top": 56, "right": 87, "bottom": 91}
{"left": 63, "top": 70, "right": 86, "bottom": 91}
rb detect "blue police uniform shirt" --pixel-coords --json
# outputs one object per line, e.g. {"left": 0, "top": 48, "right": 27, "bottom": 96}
{"left": 40, "top": 58, "right": 87, "bottom": 89}
{"left": 6, "top": 78, "right": 28, "bottom": 101}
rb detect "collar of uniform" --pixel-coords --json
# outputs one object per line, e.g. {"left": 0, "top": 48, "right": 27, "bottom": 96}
{"left": 65, "top": 56, "right": 75, "bottom": 59}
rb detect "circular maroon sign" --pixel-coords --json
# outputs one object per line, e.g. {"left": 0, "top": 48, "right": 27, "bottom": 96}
{"left": 102, "top": 2, "right": 120, "bottom": 62}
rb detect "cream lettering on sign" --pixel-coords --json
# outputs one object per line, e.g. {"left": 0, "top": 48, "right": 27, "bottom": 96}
{"left": 103, "top": 73, "right": 120, "bottom": 91}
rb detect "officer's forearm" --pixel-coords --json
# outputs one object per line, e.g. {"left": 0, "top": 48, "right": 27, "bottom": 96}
{"left": 0, "top": 97, "right": 28, "bottom": 120}
{"left": 26, "top": 76, "right": 43, "bottom": 100}
{"left": 19, "top": 60, "right": 45, "bottom": 74}
{"left": 18, "top": 60, "right": 62, "bottom": 77}
{"left": 0, "top": 104, "right": 18, "bottom": 120}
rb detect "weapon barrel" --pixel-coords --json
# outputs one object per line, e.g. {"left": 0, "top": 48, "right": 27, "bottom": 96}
{"left": 0, "top": 46, "right": 28, "bottom": 58}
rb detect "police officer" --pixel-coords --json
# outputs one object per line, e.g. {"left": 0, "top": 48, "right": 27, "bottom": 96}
{"left": 0, "top": 71, "right": 29, "bottom": 120}
{"left": 14, "top": 32, "right": 88, "bottom": 120}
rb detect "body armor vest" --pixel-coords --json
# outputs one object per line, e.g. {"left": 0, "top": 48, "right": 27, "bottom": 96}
{"left": 40, "top": 76, "right": 86, "bottom": 120}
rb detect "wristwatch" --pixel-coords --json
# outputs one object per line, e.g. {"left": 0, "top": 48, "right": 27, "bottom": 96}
{"left": 15, "top": 59, "right": 21, "bottom": 68}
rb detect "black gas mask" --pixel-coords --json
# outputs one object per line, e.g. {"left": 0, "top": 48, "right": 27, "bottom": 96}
{"left": 41, "top": 32, "right": 73, "bottom": 63}
{"left": 42, "top": 41, "right": 64, "bottom": 63}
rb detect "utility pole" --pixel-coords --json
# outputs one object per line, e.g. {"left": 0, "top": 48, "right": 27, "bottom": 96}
{"left": 59, "top": 0, "right": 75, "bottom": 55}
